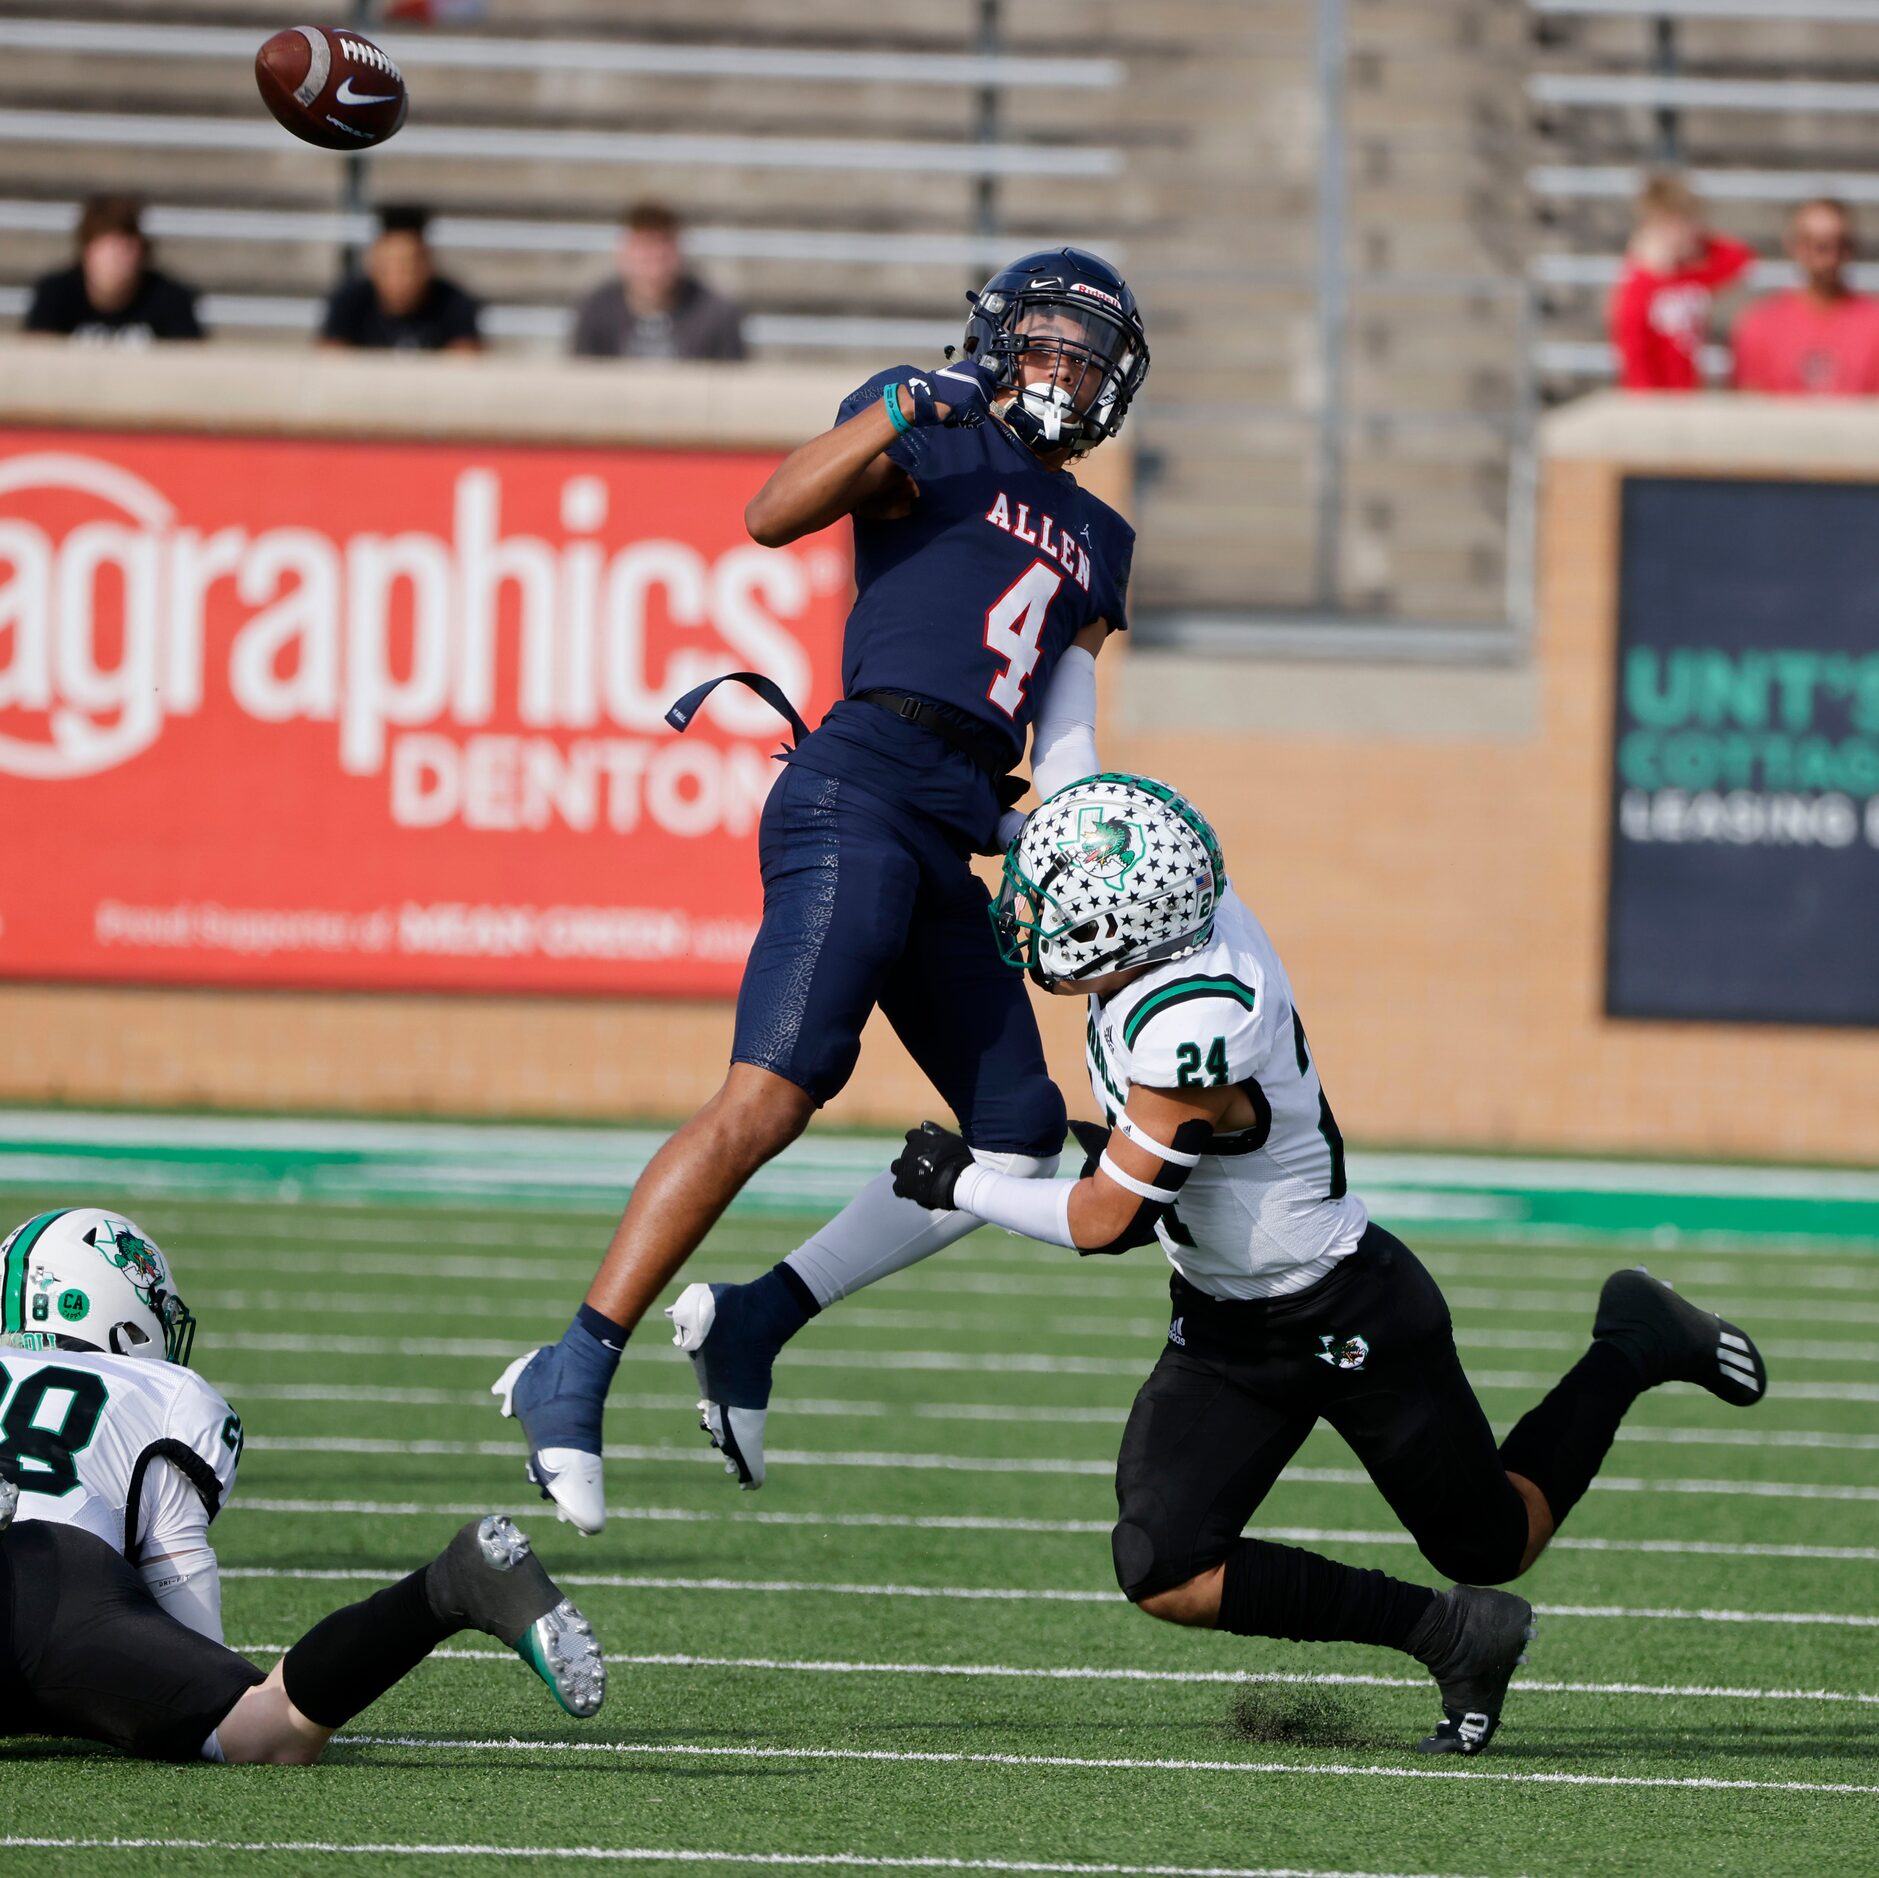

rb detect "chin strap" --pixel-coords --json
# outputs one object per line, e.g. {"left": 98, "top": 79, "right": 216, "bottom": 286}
{"left": 999, "top": 394, "right": 1089, "bottom": 457}
{"left": 665, "top": 672, "right": 811, "bottom": 748}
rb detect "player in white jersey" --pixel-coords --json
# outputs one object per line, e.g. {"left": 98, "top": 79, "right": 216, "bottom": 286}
{"left": 890, "top": 774, "right": 1771, "bottom": 1756}
{"left": 0, "top": 1206, "right": 604, "bottom": 1762}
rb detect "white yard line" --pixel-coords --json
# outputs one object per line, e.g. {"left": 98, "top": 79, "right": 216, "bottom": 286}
{"left": 188, "top": 1288, "right": 1879, "bottom": 1362}
{"left": 337, "top": 1735, "right": 1879, "bottom": 1795}
{"left": 210, "top": 1381, "right": 1879, "bottom": 1451}
{"left": 220, "top": 1566, "right": 1879, "bottom": 1627}
{"left": 199, "top": 1333, "right": 1879, "bottom": 1395}
{"left": 245, "top": 1434, "right": 1879, "bottom": 1502}
{"left": 1613, "top": 1426, "right": 1879, "bottom": 1452}
{"left": 18, "top": 1111, "right": 1870, "bottom": 1200}
{"left": 219, "top": 1643, "right": 1879, "bottom": 1710}
{"left": 0, "top": 1841, "right": 1503, "bottom": 1878}
{"left": 213, "top": 1334, "right": 1153, "bottom": 1374}
{"left": 217, "top": 1381, "right": 1125, "bottom": 1425}
{"left": 1440, "top": 1286, "right": 1879, "bottom": 1328}
{"left": 219, "top": 1498, "right": 1879, "bottom": 1564}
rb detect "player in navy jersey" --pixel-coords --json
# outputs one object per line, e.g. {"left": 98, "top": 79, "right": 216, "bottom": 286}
{"left": 495, "top": 250, "right": 1149, "bottom": 1526}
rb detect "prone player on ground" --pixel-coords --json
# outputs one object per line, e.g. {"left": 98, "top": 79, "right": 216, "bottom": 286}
{"left": 887, "top": 775, "right": 1771, "bottom": 1755}
{"left": 0, "top": 1208, "right": 604, "bottom": 1764}
{"left": 495, "top": 250, "right": 1148, "bottom": 1525}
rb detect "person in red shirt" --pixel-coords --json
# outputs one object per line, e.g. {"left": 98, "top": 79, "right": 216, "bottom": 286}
{"left": 1732, "top": 198, "right": 1879, "bottom": 396}
{"left": 1608, "top": 174, "right": 1756, "bottom": 391}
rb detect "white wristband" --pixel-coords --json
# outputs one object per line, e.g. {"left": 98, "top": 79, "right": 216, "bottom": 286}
{"left": 1115, "top": 1110, "right": 1203, "bottom": 1167}
{"left": 1098, "top": 1149, "right": 1182, "bottom": 1204}
{"left": 952, "top": 1160, "right": 1076, "bottom": 1248}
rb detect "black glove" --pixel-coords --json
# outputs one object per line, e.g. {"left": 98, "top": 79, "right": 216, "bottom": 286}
{"left": 891, "top": 1121, "right": 976, "bottom": 1211}
{"left": 1067, "top": 1118, "right": 1112, "bottom": 1182}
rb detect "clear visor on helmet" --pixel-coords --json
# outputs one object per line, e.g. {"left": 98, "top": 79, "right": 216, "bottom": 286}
{"left": 997, "top": 302, "right": 1140, "bottom": 420}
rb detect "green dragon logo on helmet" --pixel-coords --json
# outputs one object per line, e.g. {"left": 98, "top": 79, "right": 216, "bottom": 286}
{"left": 91, "top": 1221, "right": 163, "bottom": 1296}
{"left": 1057, "top": 809, "right": 1143, "bottom": 888}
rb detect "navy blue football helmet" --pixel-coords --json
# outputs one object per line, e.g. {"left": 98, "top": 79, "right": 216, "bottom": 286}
{"left": 958, "top": 248, "right": 1149, "bottom": 457}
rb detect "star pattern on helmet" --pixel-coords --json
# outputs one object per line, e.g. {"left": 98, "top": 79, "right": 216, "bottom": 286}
{"left": 1017, "top": 777, "right": 1221, "bottom": 980}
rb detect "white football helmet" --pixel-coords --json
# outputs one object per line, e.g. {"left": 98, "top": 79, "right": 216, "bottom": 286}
{"left": 0, "top": 1207, "right": 196, "bottom": 1364}
{"left": 992, "top": 773, "right": 1225, "bottom": 988}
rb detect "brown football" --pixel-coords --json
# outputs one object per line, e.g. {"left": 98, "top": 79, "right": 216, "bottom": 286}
{"left": 255, "top": 25, "right": 408, "bottom": 152}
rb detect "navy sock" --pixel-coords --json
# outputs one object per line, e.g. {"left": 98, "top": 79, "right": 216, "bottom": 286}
{"left": 575, "top": 1302, "right": 630, "bottom": 1355}
{"left": 551, "top": 1310, "right": 625, "bottom": 1396}
{"left": 750, "top": 1263, "right": 819, "bottom": 1340}
{"left": 1216, "top": 1538, "right": 1437, "bottom": 1652}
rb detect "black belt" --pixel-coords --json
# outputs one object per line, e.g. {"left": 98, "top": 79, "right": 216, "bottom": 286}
{"left": 666, "top": 673, "right": 1025, "bottom": 813}
{"left": 853, "top": 689, "right": 1017, "bottom": 785}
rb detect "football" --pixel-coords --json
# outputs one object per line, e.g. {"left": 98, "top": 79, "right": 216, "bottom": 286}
{"left": 255, "top": 25, "right": 408, "bottom": 152}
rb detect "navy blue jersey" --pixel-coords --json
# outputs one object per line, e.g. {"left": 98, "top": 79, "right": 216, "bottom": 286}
{"left": 782, "top": 367, "right": 1133, "bottom": 848}
{"left": 834, "top": 366, "right": 1133, "bottom": 758}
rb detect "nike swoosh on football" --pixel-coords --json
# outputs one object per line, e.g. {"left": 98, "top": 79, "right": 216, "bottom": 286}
{"left": 335, "top": 76, "right": 400, "bottom": 105}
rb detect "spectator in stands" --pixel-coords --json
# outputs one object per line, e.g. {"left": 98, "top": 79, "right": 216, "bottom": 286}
{"left": 320, "top": 206, "right": 482, "bottom": 354}
{"left": 24, "top": 196, "right": 203, "bottom": 346}
{"left": 1733, "top": 199, "right": 1879, "bottom": 397}
{"left": 570, "top": 201, "right": 745, "bottom": 362}
{"left": 1609, "top": 175, "right": 1755, "bottom": 392}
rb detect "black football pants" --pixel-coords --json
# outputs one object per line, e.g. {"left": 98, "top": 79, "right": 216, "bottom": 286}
{"left": 1112, "top": 1224, "right": 1532, "bottom": 1602}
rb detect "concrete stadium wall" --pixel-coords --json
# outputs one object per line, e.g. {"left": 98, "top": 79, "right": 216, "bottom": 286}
{"left": 2, "top": 357, "right": 1874, "bottom": 1162}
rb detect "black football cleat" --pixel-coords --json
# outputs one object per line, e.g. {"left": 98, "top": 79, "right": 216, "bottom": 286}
{"left": 1409, "top": 1584, "right": 1536, "bottom": 1756}
{"left": 426, "top": 1515, "right": 606, "bottom": 1718}
{"left": 1595, "top": 1267, "right": 1766, "bottom": 1406}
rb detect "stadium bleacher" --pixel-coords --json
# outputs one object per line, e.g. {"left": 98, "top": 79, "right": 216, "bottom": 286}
{"left": 1529, "top": 0, "right": 1879, "bottom": 392}
{"left": 0, "top": 2, "right": 1580, "bottom": 635}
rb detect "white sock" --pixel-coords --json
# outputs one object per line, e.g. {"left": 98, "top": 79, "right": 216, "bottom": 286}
{"left": 783, "top": 1151, "right": 1061, "bottom": 1309}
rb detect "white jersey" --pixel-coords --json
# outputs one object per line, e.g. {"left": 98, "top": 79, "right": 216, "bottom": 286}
{"left": 1085, "top": 886, "right": 1369, "bottom": 1300}
{"left": 1, "top": 1345, "right": 241, "bottom": 1561}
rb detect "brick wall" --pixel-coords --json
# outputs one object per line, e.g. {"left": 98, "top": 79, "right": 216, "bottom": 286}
{"left": 3, "top": 386, "right": 1874, "bottom": 1161}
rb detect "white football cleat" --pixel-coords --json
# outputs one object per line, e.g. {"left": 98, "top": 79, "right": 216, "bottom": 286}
{"left": 667, "top": 1281, "right": 770, "bottom": 1491}
{"left": 491, "top": 1350, "right": 608, "bottom": 1536}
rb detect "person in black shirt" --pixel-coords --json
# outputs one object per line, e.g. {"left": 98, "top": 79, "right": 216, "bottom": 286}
{"left": 25, "top": 196, "right": 204, "bottom": 346}
{"left": 320, "top": 205, "right": 482, "bottom": 353}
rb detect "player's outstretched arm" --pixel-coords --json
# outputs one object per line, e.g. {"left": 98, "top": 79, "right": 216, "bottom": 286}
{"left": 891, "top": 1084, "right": 1231, "bottom": 1254}
{"left": 745, "top": 390, "right": 919, "bottom": 546}
{"left": 746, "top": 360, "right": 997, "bottom": 545}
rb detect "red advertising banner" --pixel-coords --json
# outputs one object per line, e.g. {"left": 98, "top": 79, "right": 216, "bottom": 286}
{"left": 0, "top": 429, "right": 849, "bottom": 995}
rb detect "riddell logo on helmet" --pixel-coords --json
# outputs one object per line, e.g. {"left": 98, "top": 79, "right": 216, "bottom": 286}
{"left": 1068, "top": 282, "right": 1124, "bottom": 310}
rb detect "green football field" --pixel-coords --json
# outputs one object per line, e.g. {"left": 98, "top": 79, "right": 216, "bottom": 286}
{"left": 3, "top": 1175, "right": 1877, "bottom": 1878}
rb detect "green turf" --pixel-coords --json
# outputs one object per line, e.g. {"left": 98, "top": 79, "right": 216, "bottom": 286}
{"left": 2, "top": 1185, "right": 1876, "bottom": 1878}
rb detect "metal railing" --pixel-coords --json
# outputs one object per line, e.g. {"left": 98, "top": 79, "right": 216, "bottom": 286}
{"left": 0, "top": 18, "right": 1123, "bottom": 90}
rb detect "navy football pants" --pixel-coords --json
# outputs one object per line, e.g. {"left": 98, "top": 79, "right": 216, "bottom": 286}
{"left": 732, "top": 763, "right": 1067, "bottom": 1156}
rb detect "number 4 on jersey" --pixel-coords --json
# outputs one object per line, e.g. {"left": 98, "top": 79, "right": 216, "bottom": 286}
{"left": 984, "top": 559, "right": 1064, "bottom": 718}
